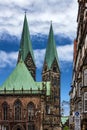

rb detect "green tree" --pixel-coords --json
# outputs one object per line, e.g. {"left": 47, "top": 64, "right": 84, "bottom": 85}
{"left": 64, "top": 126, "right": 69, "bottom": 130}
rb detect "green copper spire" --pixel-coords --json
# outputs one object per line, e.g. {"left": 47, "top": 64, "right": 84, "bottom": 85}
{"left": 45, "top": 23, "right": 59, "bottom": 69}
{"left": 20, "top": 13, "right": 35, "bottom": 63}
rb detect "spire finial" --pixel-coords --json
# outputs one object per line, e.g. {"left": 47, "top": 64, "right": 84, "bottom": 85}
{"left": 50, "top": 21, "right": 53, "bottom": 29}
{"left": 25, "top": 11, "right": 26, "bottom": 15}
{"left": 24, "top": 9, "right": 28, "bottom": 15}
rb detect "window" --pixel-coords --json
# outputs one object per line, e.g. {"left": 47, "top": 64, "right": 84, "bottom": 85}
{"left": 14, "top": 100, "right": 21, "bottom": 120}
{"left": 28, "top": 124, "right": 35, "bottom": 130}
{"left": 2, "top": 125, "right": 9, "bottom": 130}
{"left": 78, "top": 82, "right": 82, "bottom": 96}
{"left": 84, "top": 69, "right": 87, "bottom": 86}
{"left": 53, "top": 67, "right": 57, "bottom": 72}
{"left": 28, "top": 102, "right": 35, "bottom": 121}
{"left": 85, "top": 35, "right": 87, "bottom": 49}
{"left": 83, "top": 69, "right": 87, "bottom": 86}
{"left": 78, "top": 102, "right": 82, "bottom": 113}
{"left": 54, "top": 96, "right": 58, "bottom": 102}
{"left": 53, "top": 78, "right": 58, "bottom": 86}
{"left": 2, "top": 102, "right": 8, "bottom": 120}
{"left": 84, "top": 92, "right": 87, "bottom": 112}
{"left": 44, "top": 65, "right": 47, "bottom": 71}
{"left": 46, "top": 105, "right": 50, "bottom": 114}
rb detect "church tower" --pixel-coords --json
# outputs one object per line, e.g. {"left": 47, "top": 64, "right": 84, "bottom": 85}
{"left": 42, "top": 23, "right": 61, "bottom": 129}
{"left": 18, "top": 14, "right": 36, "bottom": 80}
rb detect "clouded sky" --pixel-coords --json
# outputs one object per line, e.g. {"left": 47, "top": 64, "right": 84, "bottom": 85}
{"left": 0, "top": 0, "right": 78, "bottom": 115}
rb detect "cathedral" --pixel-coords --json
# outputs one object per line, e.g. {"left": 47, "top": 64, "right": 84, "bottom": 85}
{"left": 0, "top": 14, "right": 61, "bottom": 130}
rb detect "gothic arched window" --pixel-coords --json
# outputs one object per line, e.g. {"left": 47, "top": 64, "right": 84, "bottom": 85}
{"left": 2, "top": 102, "right": 8, "bottom": 120}
{"left": 28, "top": 102, "right": 35, "bottom": 121}
{"left": 14, "top": 100, "right": 21, "bottom": 120}
{"left": 53, "top": 66, "right": 57, "bottom": 72}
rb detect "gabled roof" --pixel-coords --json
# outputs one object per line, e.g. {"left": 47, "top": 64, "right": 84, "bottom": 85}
{"left": 0, "top": 61, "right": 36, "bottom": 90}
{"left": 44, "top": 23, "right": 60, "bottom": 69}
{"left": 0, "top": 61, "right": 51, "bottom": 96}
{"left": 19, "top": 14, "right": 35, "bottom": 64}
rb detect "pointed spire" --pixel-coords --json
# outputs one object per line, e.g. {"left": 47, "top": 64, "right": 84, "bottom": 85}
{"left": 19, "top": 13, "right": 35, "bottom": 63}
{"left": 44, "top": 22, "right": 59, "bottom": 69}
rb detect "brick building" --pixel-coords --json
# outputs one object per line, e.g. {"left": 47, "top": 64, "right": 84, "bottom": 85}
{"left": 69, "top": 0, "right": 87, "bottom": 130}
{"left": 0, "top": 14, "right": 61, "bottom": 130}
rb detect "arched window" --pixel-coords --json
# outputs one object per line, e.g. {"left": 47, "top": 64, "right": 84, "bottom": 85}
{"left": 2, "top": 102, "right": 8, "bottom": 120}
{"left": 46, "top": 105, "right": 50, "bottom": 114}
{"left": 28, "top": 124, "right": 35, "bottom": 130}
{"left": 53, "top": 66, "right": 57, "bottom": 72}
{"left": 28, "top": 102, "right": 35, "bottom": 121}
{"left": 14, "top": 100, "right": 21, "bottom": 120}
{"left": 44, "top": 65, "right": 47, "bottom": 71}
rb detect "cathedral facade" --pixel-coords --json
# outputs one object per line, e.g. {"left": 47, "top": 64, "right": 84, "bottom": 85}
{"left": 0, "top": 14, "right": 61, "bottom": 130}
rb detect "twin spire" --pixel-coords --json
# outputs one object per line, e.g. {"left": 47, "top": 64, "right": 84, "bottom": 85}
{"left": 18, "top": 14, "right": 59, "bottom": 72}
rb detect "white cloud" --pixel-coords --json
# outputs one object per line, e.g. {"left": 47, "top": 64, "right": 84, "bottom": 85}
{"left": 34, "top": 44, "right": 73, "bottom": 68}
{"left": 0, "top": 51, "right": 18, "bottom": 68}
{"left": 34, "top": 49, "right": 45, "bottom": 68}
{"left": 0, "top": 44, "right": 73, "bottom": 69}
{"left": 58, "top": 44, "right": 73, "bottom": 62}
{"left": 0, "top": 0, "right": 78, "bottom": 39}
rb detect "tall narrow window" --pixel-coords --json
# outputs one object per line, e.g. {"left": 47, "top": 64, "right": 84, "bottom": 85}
{"left": 46, "top": 105, "right": 50, "bottom": 114}
{"left": 28, "top": 124, "right": 35, "bottom": 130}
{"left": 28, "top": 102, "right": 35, "bottom": 121}
{"left": 84, "top": 69, "right": 87, "bottom": 86}
{"left": 78, "top": 101, "right": 82, "bottom": 113}
{"left": 84, "top": 92, "right": 87, "bottom": 112}
{"left": 78, "top": 82, "right": 82, "bottom": 97}
{"left": 2, "top": 102, "right": 8, "bottom": 120}
{"left": 2, "top": 125, "right": 9, "bottom": 130}
{"left": 14, "top": 100, "right": 21, "bottom": 120}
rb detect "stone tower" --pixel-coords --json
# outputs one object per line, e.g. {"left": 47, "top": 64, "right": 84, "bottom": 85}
{"left": 18, "top": 14, "right": 36, "bottom": 80}
{"left": 42, "top": 23, "right": 61, "bottom": 130}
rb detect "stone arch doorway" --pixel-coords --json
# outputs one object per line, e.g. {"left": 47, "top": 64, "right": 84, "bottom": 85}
{"left": 12, "top": 124, "right": 25, "bottom": 130}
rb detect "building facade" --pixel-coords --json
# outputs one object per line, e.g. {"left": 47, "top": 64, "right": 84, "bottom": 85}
{"left": 69, "top": 0, "right": 87, "bottom": 130}
{"left": 0, "top": 14, "right": 61, "bottom": 130}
